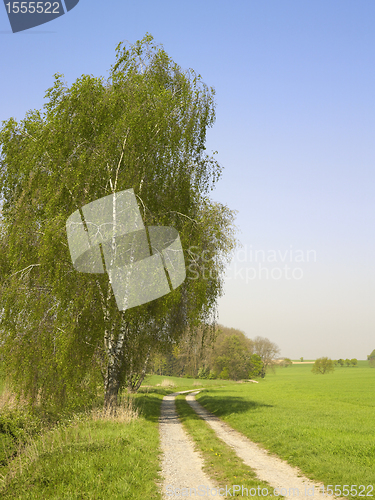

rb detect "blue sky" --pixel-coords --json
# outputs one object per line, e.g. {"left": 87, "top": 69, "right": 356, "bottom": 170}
{"left": 1, "top": 1, "right": 374, "bottom": 359}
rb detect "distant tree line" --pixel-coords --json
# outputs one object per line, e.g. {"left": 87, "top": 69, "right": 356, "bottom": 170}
{"left": 334, "top": 358, "right": 358, "bottom": 367}
{"left": 149, "top": 324, "right": 280, "bottom": 380}
{"left": 312, "top": 357, "right": 359, "bottom": 375}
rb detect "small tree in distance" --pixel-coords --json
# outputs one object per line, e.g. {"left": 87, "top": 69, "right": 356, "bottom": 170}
{"left": 368, "top": 349, "right": 375, "bottom": 368}
{"left": 253, "top": 336, "right": 280, "bottom": 377}
{"left": 280, "top": 358, "right": 293, "bottom": 367}
{"left": 312, "top": 357, "right": 335, "bottom": 375}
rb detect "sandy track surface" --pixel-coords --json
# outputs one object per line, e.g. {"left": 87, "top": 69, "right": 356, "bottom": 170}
{"left": 186, "top": 391, "right": 334, "bottom": 500}
{"left": 159, "top": 390, "right": 218, "bottom": 498}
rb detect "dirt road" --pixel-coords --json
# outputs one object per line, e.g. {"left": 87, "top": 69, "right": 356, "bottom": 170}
{"left": 159, "top": 389, "right": 340, "bottom": 499}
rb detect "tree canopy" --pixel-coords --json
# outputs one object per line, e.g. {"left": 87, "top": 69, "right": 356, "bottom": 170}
{"left": 312, "top": 357, "right": 335, "bottom": 375}
{"left": 0, "top": 34, "right": 238, "bottom": 413}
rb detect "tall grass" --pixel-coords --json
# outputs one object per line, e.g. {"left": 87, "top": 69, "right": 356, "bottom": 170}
{"left": 0, "top": 391, "right": 164, "bottom": 499}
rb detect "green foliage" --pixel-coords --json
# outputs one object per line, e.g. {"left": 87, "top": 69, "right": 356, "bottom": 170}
{"left": 249, "top": 354, "right": 264, "bottom": 377}
{"left": 350, "top": 358, "right": 358, "bottom": 366}
{"left": 0, "top": 404, "right": 42, "bottom": 467}
{"left": 312, "top": 357, "right": 335, "bottom": 375}
{"left": 213, "top": 334, "right": 253, "bottom": 380}
{"left": 149, "top": 324, "right": 270, "bottom": 381}
{"left": 337, "top": 358, "right": 344, "bottom": 366}
{"left": 368, "top": 349, "right": 375, "bottom": 367}
{"left": 218, "top": 367, "right": 229, "bottom": 380}
{"left": 197, "top": 366, "right": 211, "bottom": 379}
{"left": 0, "top": 34, "right": 238, "bottom": 411}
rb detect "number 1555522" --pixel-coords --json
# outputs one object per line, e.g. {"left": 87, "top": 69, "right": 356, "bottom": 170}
{"left": 5, "top": 2, "right": 60, "bottom": 14}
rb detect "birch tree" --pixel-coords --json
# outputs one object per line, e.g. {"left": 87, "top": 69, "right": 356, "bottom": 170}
{"left": 0, "top": 34, "right": 237, "bottom": 413}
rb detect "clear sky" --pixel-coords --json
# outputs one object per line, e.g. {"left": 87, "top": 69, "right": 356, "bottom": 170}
{"left": 1, "top": 1, "right": 374, "bottom": 360}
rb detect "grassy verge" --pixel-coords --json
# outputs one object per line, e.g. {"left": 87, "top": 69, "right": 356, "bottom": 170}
{"left": 195, "top": 364, "right": 375, "bottom": 499}
{"left": 0, "top": 393, "right": 165, "bottom": 500}
{"left": 0, "top": 375, "right": 223, "bottom": 499}
{"left": 175, "top": 394, "right": 274, "bottom": 499}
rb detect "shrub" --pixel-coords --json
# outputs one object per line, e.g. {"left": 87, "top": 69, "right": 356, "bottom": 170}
{"left": 219, "top": 367, "right": 229, "bottom": 380}
{"left": 0, "top": 390, "right": 42, "bottom": 467}
{"left": 197, "top": 367, "right": 210, "bottom": 379}
{"left": 249, "top": 354, "right": 264, "bottom": 377}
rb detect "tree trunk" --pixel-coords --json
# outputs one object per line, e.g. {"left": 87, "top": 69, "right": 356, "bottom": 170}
{"left": 127, "top": 347, "right": 151, "bottom": 393}
{"left": 104, "top": 362, "right": 121, "bottom": 412}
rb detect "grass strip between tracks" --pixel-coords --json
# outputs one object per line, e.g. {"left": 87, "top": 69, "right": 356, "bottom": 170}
{"left": 175, "top": 394, "right": 277, "bottom": 499}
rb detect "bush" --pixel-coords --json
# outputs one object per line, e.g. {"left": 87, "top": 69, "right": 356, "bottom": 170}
{"left": 249, "top": 354, "right": 264, "bottom": 377}
{"left": 219, "top": 367, "right": 229, "bottom": 380}
{"left": 197, "top": 367, "right": 210, "bottom": 379}
{"left": 0, "top": 394, "right": 42, "bottom": 467}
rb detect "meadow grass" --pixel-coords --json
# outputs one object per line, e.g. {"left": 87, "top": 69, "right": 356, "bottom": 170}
{"left": 175, "top": 395, "right": 274, "bottom": 498}
{"left": 0, "top": 392, "right": 165, "bottom": 499}
{"left": 195, "top": 362, "right": 375, "bottom": 498}
{"left": 144, "top": 373, "right": 233, "bottom": 390}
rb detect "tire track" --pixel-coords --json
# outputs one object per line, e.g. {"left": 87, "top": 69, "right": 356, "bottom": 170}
{"left": 159, "top": 390, "right": 218, "bottom": 498}
{"left": 186, "top": 391, "right": 337, "bottom": 500}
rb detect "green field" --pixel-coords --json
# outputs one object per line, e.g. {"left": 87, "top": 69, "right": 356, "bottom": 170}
{"left": 196, "top": 362, "right": 375, "bottom": 497}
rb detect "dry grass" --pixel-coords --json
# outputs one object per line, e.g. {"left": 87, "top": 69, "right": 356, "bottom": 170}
{"left": 0, "top": 385, "right": 25, "bottom": 411}
{"left": 160, "top": 379, "right": 177, "bottom": 388}
{"left": 0, "top": 395, "right": 139, "bottom": 489}
{"left": 90, "top": 396, "right": 139, "bottom": 423}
